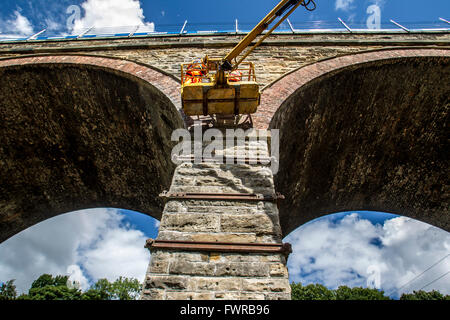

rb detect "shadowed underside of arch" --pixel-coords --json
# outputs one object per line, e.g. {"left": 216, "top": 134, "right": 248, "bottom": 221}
{"left": 268, "top": 52, "right": 449, "bottom": 235}
{"left": 0, "top": 56, "right": 184, "bottom": 243}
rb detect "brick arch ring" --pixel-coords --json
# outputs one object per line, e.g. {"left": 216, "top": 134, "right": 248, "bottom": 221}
{"left": 0, "top": 53, "right": 183, "bottom": 114}
{"left": 253, "top": 48, "right": 450, "bottom": 129}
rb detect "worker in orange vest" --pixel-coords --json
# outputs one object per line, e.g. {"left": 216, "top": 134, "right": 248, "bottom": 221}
{"left": 228, "top": 70, "right": 242, "bottom": 82}
{"left": 185, "top": 59, "right": 207, "bottom": 84}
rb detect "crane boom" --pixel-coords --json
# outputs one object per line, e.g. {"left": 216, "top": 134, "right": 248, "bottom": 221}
{"left": 180, "top": 0, "right": 316, "bottom": 124}
{"left": 222, "top": 0, "right": 309, "bottom": 71}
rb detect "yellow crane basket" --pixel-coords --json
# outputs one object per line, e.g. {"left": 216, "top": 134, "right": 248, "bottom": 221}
{"left": 181, "top": 61, "right": 260, "bottom": 116}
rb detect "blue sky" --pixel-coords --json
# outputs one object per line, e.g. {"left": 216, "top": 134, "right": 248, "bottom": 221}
{"left": 0, "top": 0, "right": 449, "bottom": 299}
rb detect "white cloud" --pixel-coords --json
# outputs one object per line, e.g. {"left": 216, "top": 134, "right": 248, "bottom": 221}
{"left": 11, "top": 11, "right": 34, "bottom": 35}
{"left": 45, "top": 18, "right": 61, "bottom": 31}
{"left": 80, "top": 222, "right": 150, "bottom": 282}
{"left": 285, "top": 214, "right": 450, "bottom": 298}
{"left": 0, "top": 11, "right": 34, "bottom": 39}
{"left": 335, "top": 0, "right": 355, "bottom": 11}
{"left": 0, "top": 208, "right": 151, "bottom": 294}
{"left": 71, "top": 0, "right": 155, "bottom": 33}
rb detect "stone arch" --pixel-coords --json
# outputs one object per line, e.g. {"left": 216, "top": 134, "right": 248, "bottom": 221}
{"left": 255, "top": 48, "right": 450, "bottom": 129}
{"left": 0, "top": 55, "right": 184, "bottom": 243}
{"left": 260, "top": 49, "right": 450, "bottom": 235}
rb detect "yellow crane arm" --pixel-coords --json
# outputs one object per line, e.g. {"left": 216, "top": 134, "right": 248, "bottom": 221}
{"left": 220, "top": 0, "right": 316, "bottom": 71}
{"left": 181, "top": 0, "right": 317, "bottom": 119}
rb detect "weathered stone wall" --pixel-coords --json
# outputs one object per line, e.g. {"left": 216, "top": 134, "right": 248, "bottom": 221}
{"left": 0, "top": 60, "right": 183, "bottom": 242}
{"left": 141, "top": 134, "right": 291, "bottom": 300}
{"left": 143, "top": 250, "right": 290, "bottom": 300}
{"left": 1, "top": 33, "right": 448, "bottom": 87}
{"left": 255, "top": 48, "right": 450, "bottom": 128}
{"left": 270, "top": 55, "right": 450, "bottom": 234}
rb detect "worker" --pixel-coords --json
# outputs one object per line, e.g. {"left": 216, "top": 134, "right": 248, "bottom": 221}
{"left": 185, "top": 59, "right": 207, "bottom": 84}
{"left": 228, "top": 70, "right": 242, "bottom": 82}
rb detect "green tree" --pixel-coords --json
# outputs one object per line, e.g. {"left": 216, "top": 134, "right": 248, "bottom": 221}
{"left": 0, "top": 280, "right": 17, "bottom": 300}
{"left": 20, "top": 285, "right": 83, "bottom": 300}
{"left": 111, "top": 276, "right": 141, "bottom": 300}
{"left": 30, "top": 274, "right": 69, "bottom": 289}
{"left": 18, "top": 274, "right": 82, "bottom": 300}
{"left": 400, "top": 290, "right": 450, "bottom": 300}
{"left": 291, "top": 282, "right": 336, "bottom": 300}
{"left": 81, "top": 277, "right": 141, "bottom": 300}
{"left": 291, "top": 283, "right": 391, "bottom": 300}
{"left": 335, "top": 285, "right": 391, "bottom": 300}
{"left": 82, "top": 278, "right": 112, "bottom": 300}
{"left": 7, "top": 274, "right": 141, "bottom": 300}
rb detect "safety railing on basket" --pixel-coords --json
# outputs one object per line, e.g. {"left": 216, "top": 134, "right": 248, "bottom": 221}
{"left": 181, "top": 61, "right": 256, "bottom": 85}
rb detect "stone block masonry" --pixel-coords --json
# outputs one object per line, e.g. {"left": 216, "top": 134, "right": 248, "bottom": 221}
{"left": 1, "top": 33, "right": 447, "bottom": 88}
{"left": 141, "top": 134, "right": 291, "bottom": 300}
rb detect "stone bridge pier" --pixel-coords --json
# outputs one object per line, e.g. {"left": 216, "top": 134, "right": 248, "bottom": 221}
{"left": 141, "top": 131, "right": 292, "bottom": 300}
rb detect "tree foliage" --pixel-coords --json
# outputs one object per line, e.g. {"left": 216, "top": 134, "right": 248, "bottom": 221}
{"left": 17, "top": 274, "right": 82, "bottom": 300}
{"left": 3, "top": 274, "right": 142, "bottom": 300}
{"left": 335, "top": 285, "right": 390, "bottom": 300}
{"left": 0, "top": 280, "right": 17, "bottom": 300}
{"left": 3, "top": 275, "right": 449, "bottom": 300}
{"left": 110, "top": 276, "right": 141, "bottom": 300}
{"left": 20, "top": 285, "right": 83, "bottom": 300}
{"left": 291, "top": 282, "right": 391, "bottom": 300}
{"left": 30, "top": 274, "right": 69, "bottom": 289}
{"left": 81, "top": 277, "right": 141, "bottom": 300}
{"left": 291, "top": 283, "right": 336, "bottom": 300}
{"left": 82, "top": 278, "right": 112, "bottom": 300}
{"left": 400, "top": 290, "right": 450, "bottom": 300}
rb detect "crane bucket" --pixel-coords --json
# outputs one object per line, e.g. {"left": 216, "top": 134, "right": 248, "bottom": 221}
{"left": 181, "top": 61, "right": 259, "bottom": 116}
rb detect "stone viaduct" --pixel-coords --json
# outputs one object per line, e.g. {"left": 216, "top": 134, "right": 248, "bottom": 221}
{"left": 0, "top": 32, "right": 448, "bottom": 299}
